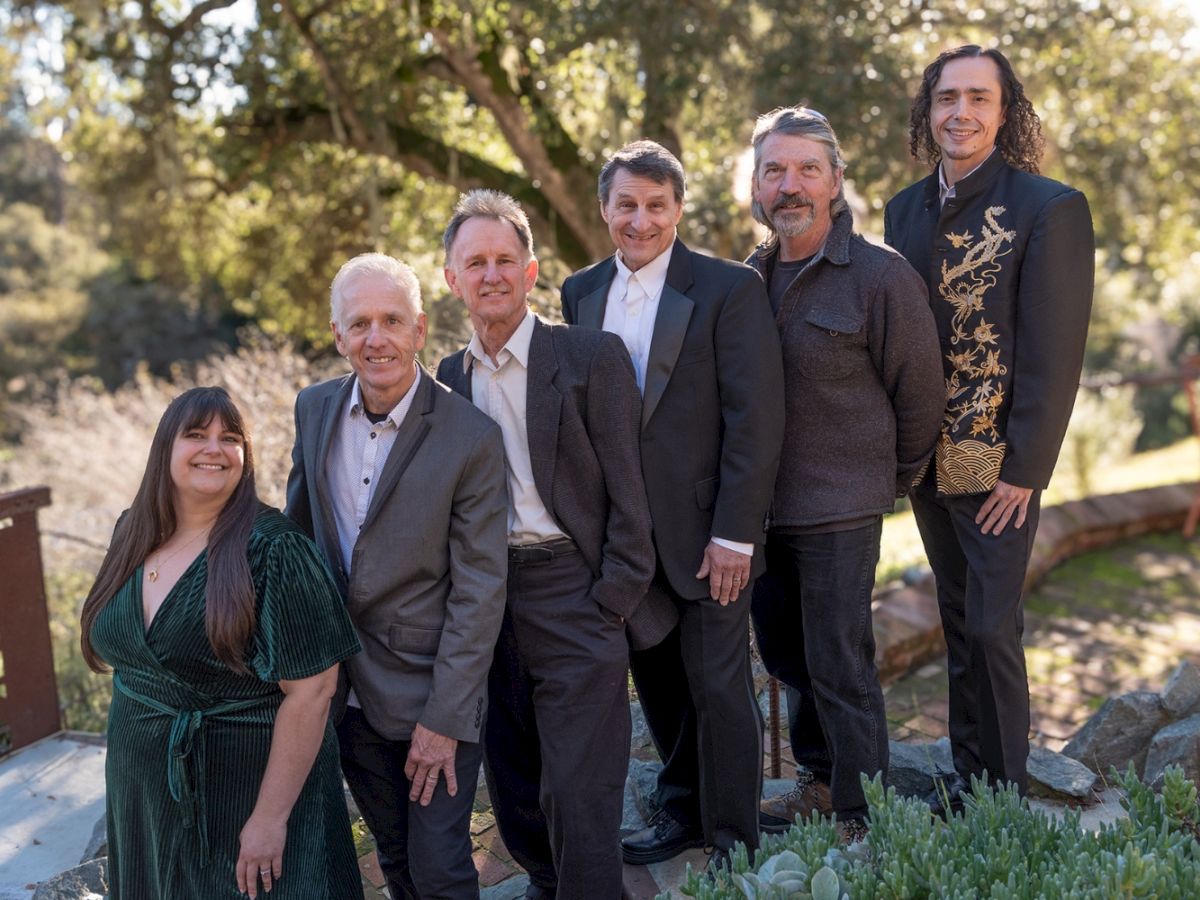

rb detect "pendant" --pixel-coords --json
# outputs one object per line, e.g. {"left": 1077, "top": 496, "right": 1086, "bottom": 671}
{"left": 147, "top": 568, "right": 159, "bottom": 583}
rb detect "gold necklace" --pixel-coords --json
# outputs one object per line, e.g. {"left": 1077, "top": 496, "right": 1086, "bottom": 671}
{"left": 146, "top": 529, "right": 209, "bottom": 583}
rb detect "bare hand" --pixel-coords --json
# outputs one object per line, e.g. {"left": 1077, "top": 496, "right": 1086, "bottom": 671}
{"left": 237, "top": 814, "right": 285, "bottom": 897}
{"left": 695, "top": 540, "right": 752, "bottom": 605}
{"left": 404, "top": 724, "right": 458, "bottom": 806}
{"left": 975, "top": 479, "right": 1034, "bottom": 536}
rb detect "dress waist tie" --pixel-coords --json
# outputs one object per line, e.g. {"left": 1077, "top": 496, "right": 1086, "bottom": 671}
{"left": 113, "top": 672, "right": 278, "bottom": 859}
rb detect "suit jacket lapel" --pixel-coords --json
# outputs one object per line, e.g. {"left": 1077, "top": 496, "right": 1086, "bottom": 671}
{"left": 642, "top": 239, "right": 695, "bottom": 428}
{"left": 360, "top": 369, "right": 435, "bottom": 533}
{"left": 525, "top": 319, "right": 562, "bottom": 514}
{"left": 314, "top": 376, "right": 354, "bottom": 571}
{"left": 443, "top": 350, "right": 474, "bottom": 401}
{"left": 576, "top": 259, "right": 616, "bottom": 329}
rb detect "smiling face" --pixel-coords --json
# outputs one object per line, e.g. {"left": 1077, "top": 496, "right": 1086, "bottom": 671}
{"left": 600, "top": 168, "right": 684, "bottom": 272}
{"left": 330, "top": 273, "right": 427, "bottom": 414}
{"left": 444, "top": 216, "right": 538, "bottom": 336}
{"left": 752, "top": 133, "right": 842, "bottom": 254}
{"left": 930, "top": 55, "right": 1007, "bottom": 180}
{"left": 169, "top": 415, "right": 245, "bottom": 507}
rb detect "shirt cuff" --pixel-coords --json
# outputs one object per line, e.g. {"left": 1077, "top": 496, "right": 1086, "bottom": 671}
{"left": 711, "top": 537, "right": 754, "bottom": 557}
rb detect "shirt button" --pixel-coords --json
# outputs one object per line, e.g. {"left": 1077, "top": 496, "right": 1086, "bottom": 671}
{"left": 363, "top": 477, "right": 370, "bottom": 485}
{"left": 370, "top": 432, "right": 376, "bottom": 439}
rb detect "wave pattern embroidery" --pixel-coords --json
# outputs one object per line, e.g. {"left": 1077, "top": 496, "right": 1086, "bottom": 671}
{"left": 937, "top": 206, "right": 1016, "bottom": 493}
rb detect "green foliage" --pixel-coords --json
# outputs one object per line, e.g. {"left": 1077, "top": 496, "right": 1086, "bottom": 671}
{"left": 680, "top": 771, "right": 1200, "bottom": 898}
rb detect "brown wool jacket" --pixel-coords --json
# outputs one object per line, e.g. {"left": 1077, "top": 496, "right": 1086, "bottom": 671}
{"left": 746, "top": 207, "right": 945, "bottom": 530}
{"left": 884, "top": 151, "right": 1095, "bottom": 495}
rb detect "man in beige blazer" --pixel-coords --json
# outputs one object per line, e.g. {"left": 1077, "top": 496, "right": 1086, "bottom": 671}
{"left": 286, "top": 252, "right": 508, "bottom": 900}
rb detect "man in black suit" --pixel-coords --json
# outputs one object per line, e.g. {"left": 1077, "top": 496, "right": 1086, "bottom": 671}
{"left": 437, "top": 189, "right": 655, "bottom": 899}
{"left": 561, "top": 141, "right": 785, "bottom": 871}
{"left": 884, "top": 45, "right": 1094, "bottom": 811}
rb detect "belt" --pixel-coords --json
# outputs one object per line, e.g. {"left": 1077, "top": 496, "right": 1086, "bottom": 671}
{"left": 507, "top": 537, "right": 578, "bottom": 564}
{"left": 113, "top": 672, "right": 278, "bottom": 859}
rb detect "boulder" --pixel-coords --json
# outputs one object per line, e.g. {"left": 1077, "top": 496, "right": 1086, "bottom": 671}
{"left": 1143, "top": 713, "right": 1200, "bottom": 787}
{"left": 622, "top": 758, "right": 662, "bottom": 832}
{"left": 1027, "top": 746, "right": 1098, "bottom": 801}
{"left": 1062, "top": 691, "right": 1168, "bottom": 777}
{"left": 32, "top": 859, "right": 108, "bottom": 900}
{"left": 1161, "top": 662, "right": 1200, "bottom": 720}
{"left": 630, "top": 699, "right": 652, "bottom": 751}
{"left": 79, "top": 813, "right": 107, "bottom": 864}
{"left": 886, "top": 738, "right": 954, "bottom": 797}
{"left": 480, "top": 873, "right": 530, "bottom": 900}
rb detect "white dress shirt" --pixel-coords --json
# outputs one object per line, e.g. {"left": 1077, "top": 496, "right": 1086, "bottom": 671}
{"left": 602, "top": 244, "right": 752, "bottom": 558}
{"left": 325, "top": 368, "right": 421, "bottom": 706}
{"left": 465, "top": 310, "right": 567, "bottom": 546}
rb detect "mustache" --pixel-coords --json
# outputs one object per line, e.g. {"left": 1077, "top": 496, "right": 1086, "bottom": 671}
{"left": 771, "top": 193, "right": 814, "bottom": 213}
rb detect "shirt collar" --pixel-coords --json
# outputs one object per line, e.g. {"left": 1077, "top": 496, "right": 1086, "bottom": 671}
{"left": 348, "top": 366, "right": 421, "bottom": 428}
{"left": 464, "top": 308, "right": 535, "bottom": 372}
{"left": 614, "top": 242, "right": 674, "bottom": 299}
{"left": 939, "top": 147, "right": 997, "bottom": 203}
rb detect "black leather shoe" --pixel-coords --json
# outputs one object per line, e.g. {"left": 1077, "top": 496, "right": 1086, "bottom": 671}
{"left": 925, "top": 771, "right": 970, "bottom": 818}
{"left": 620, "top": 809, "right": 705, "bottom": 865}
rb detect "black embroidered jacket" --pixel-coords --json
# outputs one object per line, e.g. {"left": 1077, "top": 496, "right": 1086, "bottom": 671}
{"left": 884, "top": 151, "right": 1095, "bottom": 495}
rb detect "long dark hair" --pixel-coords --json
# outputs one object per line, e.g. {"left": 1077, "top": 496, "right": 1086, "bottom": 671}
{"left": 908, "top": 44, "right": 1044, "bottom": 175}
{"left": 80, "top": 387, "right": 260, "bottom": 673}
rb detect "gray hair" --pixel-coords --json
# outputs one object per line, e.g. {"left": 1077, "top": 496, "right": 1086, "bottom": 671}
{"left": 598, "top": 140, "right": 687, "bottom": 205}
{"left": 329, "top": 253, "right": 422, "bottom": 325}
{"left": 443, "top": 189, "right": 535, "bottom": 262}
{"left": 750, "top": 106, "right": 848, "bottom": 233}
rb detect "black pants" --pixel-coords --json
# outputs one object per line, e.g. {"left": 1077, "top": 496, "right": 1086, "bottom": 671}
{"left": 629, "top": 574, "right": 762, "bottom": 852}
{"left": 484, "top": 550, "right": 630, "bottom": 900}
{"left": 750, "top": 521, "right": 887, "bottom": 820}
{"left": 336, "top": 706, "right": 482, "bottom": 900}
{"left": 909, "top": 476, "right": 1041, "bottom": 793}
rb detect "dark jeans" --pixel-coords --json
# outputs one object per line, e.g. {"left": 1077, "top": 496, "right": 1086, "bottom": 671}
{"left": 484, "top": 549, "right": 630, "bottom": 900}
{"left": 909, "top": 476, "right": 1040, "bottom": 793}
{"left": 629, "top": 574, "right": 762, "bottom": 852}
{"left": 750, "top": 520, "right": 887, "bottom": 820}
{"left": 336, "top": 706, "right": 482, "bottom": 900}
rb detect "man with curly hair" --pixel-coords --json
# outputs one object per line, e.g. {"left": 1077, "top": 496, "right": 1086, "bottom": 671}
{"left": 884, "top": 45, "right": 1095, "bottom": 813}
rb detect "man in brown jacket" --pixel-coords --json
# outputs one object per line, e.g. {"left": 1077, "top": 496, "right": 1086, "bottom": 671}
{"left": 746, "top": 107, "right": 943, "bottom": 841}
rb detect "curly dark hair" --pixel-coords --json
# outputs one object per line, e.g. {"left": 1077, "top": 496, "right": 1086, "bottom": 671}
{"left": 908, "top": 45, "right": 1044, "bottom": 175}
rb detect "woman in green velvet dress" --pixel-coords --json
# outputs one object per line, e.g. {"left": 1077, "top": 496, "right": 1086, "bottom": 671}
{"left": 80, "top": 387, "right": 364, "bottom": 899}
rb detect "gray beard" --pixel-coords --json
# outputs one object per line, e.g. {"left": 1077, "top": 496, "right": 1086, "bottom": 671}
{"left": 771, "top": 205, "right": 816, "bottom": 238}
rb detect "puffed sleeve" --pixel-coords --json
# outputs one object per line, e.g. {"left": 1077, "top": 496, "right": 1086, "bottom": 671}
{"left": 249, "top": 529, "right": 361, "bottom": 683}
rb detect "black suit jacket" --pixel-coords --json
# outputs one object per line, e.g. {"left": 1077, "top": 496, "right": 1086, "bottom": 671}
{"left": 561, "top": 238, "right": 785, "bottom": 600}
{"left": 884, "top": 152, "right": 1095, "bottom": 494}
{"left": 438, "top": 317, "right": 663, "bottom": 645}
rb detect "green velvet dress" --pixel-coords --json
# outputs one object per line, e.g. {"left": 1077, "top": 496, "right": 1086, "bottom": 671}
{"left": 91, "top": 507, "right": 364, "bottom": 899}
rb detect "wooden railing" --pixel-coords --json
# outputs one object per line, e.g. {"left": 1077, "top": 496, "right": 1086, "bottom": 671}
{"left": 0, "top": 486, "right": 60, "bottom": 754}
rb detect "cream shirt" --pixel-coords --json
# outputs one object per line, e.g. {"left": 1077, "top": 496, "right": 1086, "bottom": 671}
{"left": 465, "top": 310, "right": 568, "bottom": 547}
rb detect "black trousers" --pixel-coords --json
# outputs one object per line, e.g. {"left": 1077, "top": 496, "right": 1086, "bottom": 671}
{"left": 484, "top": 550, "right": 630, "bottom": 900}
{"left": 629, "top": 574, "right": 762, "bottom": 852}
{"left": 909, "top": 475, "right": 1041, "bottom": 793}
{"left": 336, "top": 705, "right": 482, "bottom": 900}
{"left": 750, "top": 521, "right": 887, "bottom": 820}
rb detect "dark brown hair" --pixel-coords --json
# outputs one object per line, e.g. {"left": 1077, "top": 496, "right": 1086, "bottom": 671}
{"left": 80, "top": 387, "right": 260, "bottom": 673}
{"left": 908, "top": 44, "right": 1044, "bottom": 175}
{"left": 598, "top": 140, "right": 687, "bottom": 205}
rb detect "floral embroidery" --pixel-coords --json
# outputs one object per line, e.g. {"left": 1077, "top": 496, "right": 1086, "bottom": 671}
{"left": 936, "top": 206, "right": 1016, "bottom": 493}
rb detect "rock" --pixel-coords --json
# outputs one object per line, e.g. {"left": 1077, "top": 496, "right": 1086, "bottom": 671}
{"left": 1027, "top": 746, "right": 1098, "bottom": 801}
{"left": 480, "top": 873, "right": 530, "bottom": 900}
{"left": 32, "top": 859, "right": 108, "bottom": 899}
{"left": 622, "top": 758, "right": 662, "bottom": 832}
{"left": 1143, "top": 713, "right": 1200, "bottom": 787}
{"left": 886, "top": 738, "right": 954, "bottom": 797}
{"left": 1062, "top": 692, "right": 1168, "bottom": 777}
{"left": 630, "top": 699, "right": 652, "bottom": 751}
{"left": 1161, "top": 662, "right": 1200, "bottom": 720}
{"left": 79, "top": 813, "right": 107, "bottom": 864}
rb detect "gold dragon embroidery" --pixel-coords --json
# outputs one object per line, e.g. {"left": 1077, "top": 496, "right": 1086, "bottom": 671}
{"left": 936, "top": 206, "right": 1016, "bottom": 493}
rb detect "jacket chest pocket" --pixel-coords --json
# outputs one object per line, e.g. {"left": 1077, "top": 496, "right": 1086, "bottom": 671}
{"left": 794, "top": 307, "right": 866, "bottom": 380}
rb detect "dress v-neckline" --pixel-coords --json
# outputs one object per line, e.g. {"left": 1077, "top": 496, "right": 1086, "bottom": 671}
{"left": 139, "top": 551, "right": 206, "bottom": 637}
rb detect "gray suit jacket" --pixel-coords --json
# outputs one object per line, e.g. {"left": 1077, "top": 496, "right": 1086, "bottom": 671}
{"left": 437, "top": 317, "right": 668, "bottom": 648}
{"left": 561, "top": 238, "right": 786, "bottom": 600}
{"left": 285, "top": 368, "right": 508, "bottom": 743}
